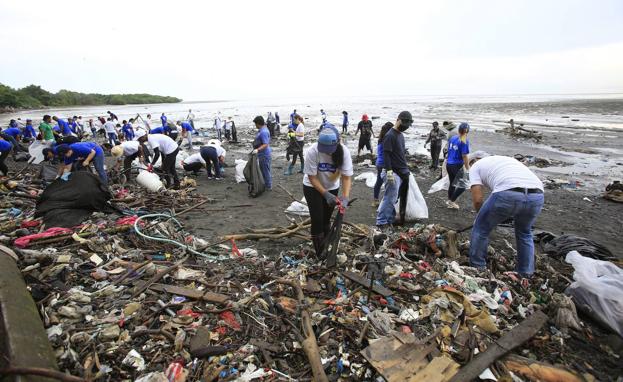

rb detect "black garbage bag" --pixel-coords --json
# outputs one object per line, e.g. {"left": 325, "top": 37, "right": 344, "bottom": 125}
{"left": 537, "top": 232, "right": 615, "bottom": 261}
{"left": 39, "top": 163, "right": 58, "bottom": 182}
{"left": 35, "top": 171, "right": 116, "bottom": 228}
{"left": 243, "top": 153, "right": 265, "bottom": 198}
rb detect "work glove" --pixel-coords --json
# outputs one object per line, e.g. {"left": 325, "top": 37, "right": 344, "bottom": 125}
{"left": 322, "top": 190, "right": 337, "bottom": 207}
{"left": 386, "top": 170, "right": 395, "bottom": 184}
{"left": 60, "top": 172, "right": 71, "bottom": 181}
{"left": 339, "top": 196, "right": 349, "bottom": 210}
{"left": 252, "top": 149, "right": 258, "bottom": 155}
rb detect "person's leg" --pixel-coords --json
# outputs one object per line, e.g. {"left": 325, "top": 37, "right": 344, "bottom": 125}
{"left": 432, "top": 142, "right": 441, "bottom": 168}
{"left": 93, "top": 153, "right": 108, "bottom": 187}
{"left": 513, "top": 192, "right": 544, "bottom": 276}
{"left": 366, "top": 139, "right": 372, "bottom": 154}
{"left": 446, "top": 163, "right": 461, "bottom": 200}
{"left": 200, "top": 148, "right": 213, "bottom": 177}
{"left": 161, "top": 150, "right": 174, "bottom": 187}
{"left": 376, "top": 171, "right": 401, "bottom": 226}
{"left": 210, "top": 150, "right": 222, "bottom": 178}
{"left": 187, "top": 132, "right": 193, "bottom": 148}
{"left": 469, "top": 192, "right": 515, "bottom": 268}
{"left": 0, "top": 151, "right": 9, "bottom": 175}
{"left": 304, "top": 185, "right": 327, "bottom": 256}
{"left": 169, "top": 149, "right": 180, "bottom": 186}
{"left": 123, "top": 154, "right": 136, "bottom": 181}
{"left": 450, "top": 168, "right": 467, "bottom": 202}
{"left": 259, "top": 155, "right": 272, "bottom": 189}
{"left": 373, "top": 166, "right": 384, "bottom": 201}
{"left": 397, "top": 172, "right": 410, "bottom": 223}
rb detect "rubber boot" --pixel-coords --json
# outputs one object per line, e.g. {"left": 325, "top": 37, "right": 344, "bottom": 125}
{"left": 284, "top": 164, "right": 294, "bottom": 176}
{"left": 298, "top": 164, "right": 304, "bottom": 174}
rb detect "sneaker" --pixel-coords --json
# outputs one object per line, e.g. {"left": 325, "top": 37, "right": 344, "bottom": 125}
{"left": 372, "top": 199, "right": 379, "bottom": 207}
{"left": 207, "top": 176, "right": 214, "bottom": 180}
{"left": 445, "top": 200, "right": 460, "bottom": 209}
{"left": 214, "top": 177, "right": 223, "bottom": 181}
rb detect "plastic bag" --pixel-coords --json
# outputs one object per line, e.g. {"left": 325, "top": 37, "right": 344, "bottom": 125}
{"left": 354, "top": 171, "right": 377, "bottom": 188}
{"left": 451, "top": 167, "right": 470, "bottom": 189}
{"left": 394, "top": 174, "right": 428, "bottom": 220}
{"left": 243, "top": 153, "right": 266, "bottom": 197}
{"left": 428, "top": 175, "right": 449, "bottom": 194}
{"left": 564, "top": 250, "right": 623, "bottom": 336}
{"left": 285, "top": 197, "right": 309, "bottom": 216}
{"left": 235, "top": 159, "right": 247, "bottom": 183}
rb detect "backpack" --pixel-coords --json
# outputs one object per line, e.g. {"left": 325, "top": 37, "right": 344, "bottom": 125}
{"left": 243, "top": 152, "right": 266, "bottom": 197}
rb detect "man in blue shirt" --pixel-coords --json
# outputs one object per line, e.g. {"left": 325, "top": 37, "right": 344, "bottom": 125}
{"left": 177, "top": 121, "right": 195, "bottom": 148}
{"left": 445, "top": 122, "right": 471, "bottom": 209}
{"left": 252, "top": 115, "right": 272, "bottom": 190}
{"left": 121, "top": 120, "right": 135, "bottom": 141}
{"left": 342, "top": 111, "right": 349, "bottom": 134}
{"left": 150, "top": 127, "right": 165, "bottom": 135}
{"left": 160, "top": 113, "right": 167, "bottom": 127}
{"left": 53, "top": 116, "right": 73, "bottom": 136}
{"left": 56, "top": 142, "right": 108, "bottom": 187}
{"left": 23, "top": 119, "right": 38, "bottom": 142}
{"left": 68, "top": 117, "right": 78, "bottom": 135}
{"left": 1, "top": 127, "right": 27, "bottom": 154}
{"left": 0, "top": 138, "right": 13, "bottom": 175}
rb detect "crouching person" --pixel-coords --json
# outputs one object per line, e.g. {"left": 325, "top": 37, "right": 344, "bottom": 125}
{"left": 138, "top": 133, "right": 180, "bottom": 189}
{"left": 111, "top": 141, "right": 147, "bottom": 181}
{"left": 56, "top": 142, "right": 108, "bottom": 187}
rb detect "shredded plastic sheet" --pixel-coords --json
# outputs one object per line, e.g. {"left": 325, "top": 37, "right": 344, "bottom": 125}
{"left": 354, "top": 171, "right": 377, "bottom": 188}
{"left": 285, "top": 197, "right": 309, "bottom": 216}
{"left": 14, "top": 227, "right": 73, "bottom": 248}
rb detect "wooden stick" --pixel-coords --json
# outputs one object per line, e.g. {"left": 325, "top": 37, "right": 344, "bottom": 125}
{"left": 223, "top": 222, "right": 311, "bottom": 241}
{"left": 132, "top": 254, "right": 188, "bottom": 297}
{"left": 0, "top": 367, "right": 86, "bottom": 382}
{"left": 276, "top": 278, "right": 328, "bottom": 382}
{"left": 278, "top": 184, "right": 306, "bottom": 205}
{"left": 503, "top": 354, "right": 587, "bottom": 382}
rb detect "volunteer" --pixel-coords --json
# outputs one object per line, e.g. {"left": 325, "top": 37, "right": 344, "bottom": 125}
{"left": 22, "top": 119, "right": 38, "bottom": 142}
{"left": 0, "top": 138, "right": 13, "bottom": 175}
{"left": 285, "top": 114, "right": 305, "bottom": 175}
{"left": 181, "top": 152, "right": 206, "bottom": 175}
{"left": 355, "top": 114, "right": 374, "bottom": 157}
{"left": 290, "top": 109, "right": 297, "bottom": 125}
{"left": 1, "top": 126, "right": 26, "bottom": 154}
{"left": 160, "top": 113, "right": 167, "bottom": 127}
{"left": 252, "top": 116, "right": 272, "bottom": 190}
{"left": 214, "top": 114, "right": 223, "bottom": 141}
{"left": 110, "top": 140, "right": 146, "bottom": 181}
{"left": 56, "top": 142, "right": 108, "bottom": 186}
{"left": 39, "top": 115, "right": 56, "bottom": 144}
{"left": 376, "top": 111, "right": 413, "bottom": 228}
{"left": 53, "top": 116, "right": 73, "bottom": 136}
{"left": 373, "top": 122, "right": 393, "bottom": 206}
{"left": 446, "top": 122, "right": 471, "bottom": 209}
{"left": 138, "top": 133, "right": 180, "bottom": 189}
{"left": 341, "top": 111, "right": 349, "bottom": 134}
{"left": 303, "top": 123, "right": 353, "bottom": 256}
{"left": 103, "top": 117, "right": 119, "bottom": 146}
{"left": 187, "top": 109, "right": 195, "bottom": 129}
{"left": 200, "top": 140, "right": 227, "bottom": 179}
{"left": 177, "top": 120, "right": 195, "bottom": 148}
{"left": 468, "top": 153, "right": 545, "bottom": 284}
{"left": 424, "top": 121, "right": 446, "bottom": 169}
{"left": 320, "top": 109, "right": 327, "bottom": 123}
{"left": 121, "top": 120, "right": 135, "bottom": 141}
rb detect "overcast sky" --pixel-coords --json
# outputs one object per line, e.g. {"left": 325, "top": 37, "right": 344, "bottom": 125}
{"left": 1, "top": 0, "right": 622, "bottom": 100}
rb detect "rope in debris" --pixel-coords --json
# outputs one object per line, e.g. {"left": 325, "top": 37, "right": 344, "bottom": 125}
{"left": 133, "top": 213, "right": 229, "bottom": 261}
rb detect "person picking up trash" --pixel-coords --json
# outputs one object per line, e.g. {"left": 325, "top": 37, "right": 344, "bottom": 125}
{"left": 285, "top": 114, "right": 305, "bottom": 175}
{"left": 302, "top": 123, "right": 353, "bottom": 257}
{"left": 138, "top": 132, "right": 180, "bottom": 189}
{"left": 252, "top": 115, "right": 272, "bottom": 190}
{"left": 177, "top": 120, "right": 195, "bottom": 148}
{"left": 55, "top": 142, "right": 108, "bottom": 186}
{"left": 446, "top": 122, "right": 471, "bottom": 209}
{"left": 355, "top": 114, "right": 374, "bottom": 157}
{"left": 199, "top": 140, "right": 227, "bottom": 179}
{"left": 0, "top": 138, "right": 13, "bottom": 176}
{"left": 468, "top": 152, "right": 545, "bottom": 286}
{"left": 376, "top": 111, "right": 413, "bottom": 228}
{"left": 111, "top": 140, "right": 148, "bottom": 182}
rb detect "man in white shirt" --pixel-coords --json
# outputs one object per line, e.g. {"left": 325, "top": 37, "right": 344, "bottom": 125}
{"left": 181, "top": 152, "right": 206, "bottom": 175}
{"left": 214, "top": 114, "right": 223, "bottom": 141}
{"left": 111, "top": 140, "right": 147, "bottom": 181}
{"left": 187, "top": 109, "right": 196, "bottom": 130}
{"left": 468, "top": 153, "right": 545, "bottom": 282}
{"left": 103, "top": 118, "right": 118, "bottom": 146}
{"left": 138, "top": 133, "right": 180, "bottom": 189}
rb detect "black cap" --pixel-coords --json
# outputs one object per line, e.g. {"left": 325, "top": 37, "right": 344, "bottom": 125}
{"left": 398, "top": 111, "right": 413, "bottom": 123}
{"left": 253, "top": 116, "right": 265, "bottom": 125}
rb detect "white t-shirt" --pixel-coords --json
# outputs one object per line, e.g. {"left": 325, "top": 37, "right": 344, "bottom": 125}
{"left": 215, "top": 118, "right": 222, "bottom": 130}
{"left": 120, "top": 141, "right": 140, "bottom": 156}
{"left": 206, "top": 144, "right": 226, "bottom": 158}
{"left": 188, "top": 113, "right": 195, "bottom": 120}
{"left": 183, "top": 153, "right": 206, "bottom": 165}
{"left": 303, "top": 143, "right": 353, "bottom": 191}
{"left": 295, "top": 123, "right": 305, "bottom": 142}
{"left": 469, "top": 156, "right": 544, "bottom": 193}
{"left": 148, "top": 134, "right": 178, "bottom": 155}
{"left": 104, "top": 121, "right": 117, "bottom": 134}
{"left": 224, "top": 121, "right": 232, "bottom": 131}
{"left": 144, "top": 119, "right": 151, "bottom": 129}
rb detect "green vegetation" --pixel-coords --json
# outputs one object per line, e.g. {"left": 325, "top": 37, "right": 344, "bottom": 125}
{"left": 0, "top": 83, "right": 182, "bottom": 109}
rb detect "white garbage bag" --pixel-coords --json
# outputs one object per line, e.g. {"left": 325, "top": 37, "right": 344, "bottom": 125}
{"left": 175, "top": 150, "right": 189, "bottom": 169}
{"left": 285, "top": 197, "right": 309, "bottom": 216}
{"left": 565, "top": 250, "right": 623, "bottom": 336}
{"left": 28, "top": 140, "right": 50, "bottom": 164}
{"left": 355, "top": 172, "right": 377, "bottom": 188}
{"left": 235, "top": 159, "right": 247, "bottom": 183}
{"left": 394, "top": 174, "right": 428, "bottom": 220}
{"left": 428, "top": 175, "right": 449, "bottom": 194}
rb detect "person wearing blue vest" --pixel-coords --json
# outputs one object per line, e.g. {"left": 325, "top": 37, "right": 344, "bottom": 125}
{"left": 341, "top": 111, "right": 349, "bottom": 134}
{"left": 121, "top": 120, "right": 135, "bottom": 141}
{"left": 446, "top": 122, "right": 471, "bottom": 209}
{"left": 56, "top": 142, "right": 108, "bottom": 186}
{"left": 373, "top": 122, "right": 393, "bottom": 206}
{"left": 252, "top": 115, "right": 272, "bottom": 190}
{"left": 0, "top": 138, "right": 13, "bottom": 175}
{"left": 177, "top": 120, "right": 194, "bottom": 148}
{"left": 53, "top": 116, "right": 73, "bottom": 136}
{"left": 23, "top": 119, "right": 38, "bottom": 142}
{"left": 160, "top": 113, "right": 167, "bottom": 127}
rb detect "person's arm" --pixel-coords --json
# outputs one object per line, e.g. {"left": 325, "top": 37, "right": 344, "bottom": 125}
{"left": 425, "top": 132, "right": 432, "bottom": 145}
{"left": 340, "top": 175, "right": 352, "bottom": 199}
{"left": 462, "top": 153, "right": 470, "bottom": 170}
{"left": 471, "top": 185, "right": 484, "bottom": 212}
{"left": 151, "top": 148, "right": 160, "bottom": 165}
{"left": 82, "top": 149, "right": 96, "bottom": 166}
{"left": 308, "top": 175, "right": 328, "bottom": 195}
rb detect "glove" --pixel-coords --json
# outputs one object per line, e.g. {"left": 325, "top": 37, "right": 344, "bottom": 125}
{"left": 147, "top": 164, "right": 153, "bottom": 172}
{"left": 386, "top": 170, "right": 395, "bottom": 184}
{"left": 60, "top": 172, "right": 71, "bottom": 181}
{"left": 339, "top": 196, "right": 349, "bottom": 209}
{"left": 322, "top": 190, "right": 337, "bottom": 207}
{"left": 252, "top": 149, "right": 258, "bottom": 155}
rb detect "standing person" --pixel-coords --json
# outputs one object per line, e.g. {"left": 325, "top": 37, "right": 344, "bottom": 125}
{"left": 446, "top": 122, "right": 471, "bottom": 209}
{"left": 121, "top": 120, "right": 135, "bottom": 141}
{"left": 56, "top": 142, "right": 108, "bottom": 186}
{"left": 275, "top": 112, "right": 280, "bottom": 125}
{"left": 22, "top": 119, "right": 37, "bottom": 142}
{"left": 302, "top": 123, "right": 353, "bottom": 256}
{"left": 0, "top": 138, "right": 13, "bottom": 175}
{"left": 110, "top": 140, "right": 146, "bottom": 181}
{"left": 76, "top": 116, "right": 85, "bottom": 136}
{"left": 290, "top": 109, "right": 297, "bottom": 125}
{"left": 228, "top": 117, "right": 238, "bottom": 142}
{"left": 107, "top": 111, "right": 118, "bottom": 121}
{"left": 104, "top": 118, "right": 119, "bottom": 146}
{"left": 138, "top": 133, "right": 181, "bottom": 189}
{"left": 341, "top": 111, "right": 349, "bottom": 134}
{"left": 200, "top": 140, "right": 227, "bottom": 179}
{"left": 160, "top": 113, "right": 167, "bottom": 128}
{"left": 251, "top": 116, "right": 272, "bottom": 190}
{"left": 187, "top": 109, "right": 196, "bottom": 130}
{"left": 223, "top": 118, "right": 232, "bottom": 141}
{"left": 88, "top": 119, "right": 97, "bottom": 137}
{"left": 376, "top": 111, "right": 413, "bottom": 228}
{"left": 285, "top": 114, "right": 305, "bottom": 175}
{"left": 144, "top": 114, "right": 152, "bottom": 131}
{"left": 320, "top": 109, "right": 327, "bottom": 123}
{"left": 39, "top": 115, "right": 56, "bottom": 145}
{"left": 267, "top": 112, "right": 276, "bottom": 138}
{"left": 373, "top": 122, "right": 393, "bottom": 206}
{"left": 355, "top": 114, "right": 374, "bottom": 157}
{"left": 468, "top": 154, "right": 544, "bottom": 284}
{"left": 214, "top": 114, "right": 223, "bottom": 141}
{"left": 177, "top": 120, "right": 195, "bottom": 148}
{"left": 424, "top": 121, "right": 446, "bottom": 169}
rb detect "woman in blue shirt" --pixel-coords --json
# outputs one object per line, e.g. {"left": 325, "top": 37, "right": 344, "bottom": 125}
{"left": 56, "top": 142, "right": 108, "bottom": 187}
{"left": 445, "top": 122, "right": 470, "bottom": 209}
{"left": 252, "top": 116, "right": 272, "bottom": 190}
{"left": 373, "top": 122, "right": 394, "bottom": 206}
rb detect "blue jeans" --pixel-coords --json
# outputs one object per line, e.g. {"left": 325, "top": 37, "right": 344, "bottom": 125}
{"left": 258, "top": 155, "right": 272, "bottom": 189}
{"left": 470, "top": 190, "right": 544, "bottom": 275}
{"left": 107, "top": 132, "right": 118, "bottom": 146}
{"left": 376, "top": 171, "right": 401, "bottom": 225}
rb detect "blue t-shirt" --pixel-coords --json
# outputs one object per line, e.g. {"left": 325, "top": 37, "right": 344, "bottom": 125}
{"left": 122, "top": 124, "right": 135, "bottom": 139}
{"left": 24, "top": 125, "right": 37, "bottom": 138}
{"left": 181, "top": 122, "right": 193, "bottom": 132}
{"left": 53, "top": 125, "right": 61, "bottom": 132}
{"left": 254, "top": 127, "right": 271, "bottom": 158}
{"left": 160, "top": 115, "right": 167, "bottom": 126}
{"left": 70, "top": 122, "right": 78, "bottom": 133}
{"left": 57, "top": 119, "right": 72, "bottom": 135}
{"left": 64, "top": 142, "right": 103, "bottom": 165}
{"left": 376, "top": 143, "right": 384, "bottom": 166}
{"left": 150, "top": 127, "right": 164, "bottom": 135}
{"left": 3, "top": 128, "right": 22, "bottom": 138}
{"left": 446, "top": 135, "right": 469, "bottom": 165}
{"left": 0, "top": 140, "right": 13, "bottom": 152}
{"left": 343, "top": 114, "right": 348, "bottom": 126}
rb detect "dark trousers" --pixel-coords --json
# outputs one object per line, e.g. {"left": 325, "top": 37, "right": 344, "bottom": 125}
{"left": 397, "top": 172, "right": 410, "bottom": 222}
{"left": 342, "top": 124, "right": 348, "bottom": 134}
{"left": 430, "top": 141, "right": 442, "bottom": 168}
{"left": 225, "top": 129, "right": 231, "bottom": 141}
{"left": 231, "top": 126, "right": 238, "bottom": 142}
{"left": 183, "top": 162, "right": 203, "bottom": 174}
{"left": 304, "top": 185, "right": 338, "bottom": 238}
{"left": 162, "top": 148, "right": 180, "bottom": 187}
{"left": 267, "top": 122, "right": 275, "bottom": 138}
{"left": 447, "top": 163, "right": 466, "bottom": 201}
{"left": 123, "top": 152, "right": 140, "bottom": 180}
{"left": 0, "top": 150, "right": 9, "bottom": 175}
{"left": 290, "top": 141, "right": 304, "bottom": 167}
{"left": 373, "top": 166, "right": 383, "bottom": 200}
{"left": 200, "top": 146, "right": 221, "bottom": 178}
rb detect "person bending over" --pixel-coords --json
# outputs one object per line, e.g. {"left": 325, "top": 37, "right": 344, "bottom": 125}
{"left": 445, "top": 122, "right": 471, "bottom": 209}
{"left": 56, "top": 142, "right": 108, "bottom": 186}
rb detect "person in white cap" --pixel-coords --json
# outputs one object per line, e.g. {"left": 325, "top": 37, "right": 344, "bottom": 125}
{"left": 111, "top": 141, "right": 147, "bottom": 182}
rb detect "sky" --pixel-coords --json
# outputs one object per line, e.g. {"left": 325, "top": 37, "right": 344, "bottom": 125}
{"left": 1, "top": 0, "right": 623, "bottom": 101}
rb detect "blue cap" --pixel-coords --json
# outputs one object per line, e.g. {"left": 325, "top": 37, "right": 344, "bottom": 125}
{"left": 318, "top": 123, "right": 339, "bottom": 154}
{"left": 459, "top": 122, "right": 470, "bottom": 132}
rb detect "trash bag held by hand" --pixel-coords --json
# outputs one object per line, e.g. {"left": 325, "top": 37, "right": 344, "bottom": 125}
{"left": 395, "top": 173, "right": 428, "bottom": 221}
{"left": 451, "top": 167, "right": 470, "bottom": 189}
{"left": 243, "top": 152, "right": 266, "bottom": 197}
